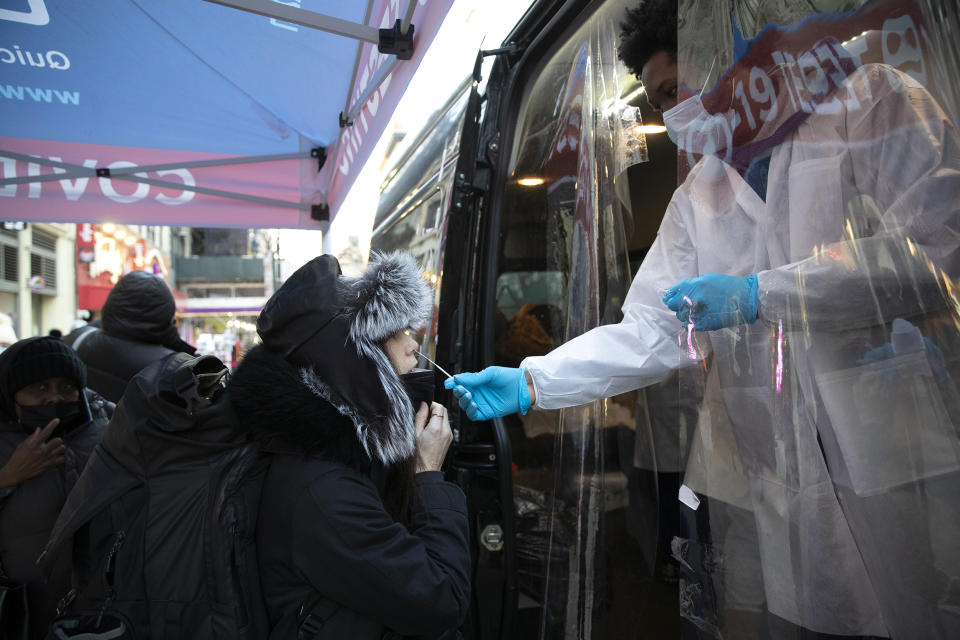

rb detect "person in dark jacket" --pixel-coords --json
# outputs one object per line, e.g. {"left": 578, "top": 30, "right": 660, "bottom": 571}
{"left": 73, "top": 271, "right": 195, "bottom": 402}
{"left": 0, "top": 337, "right": 111, "bottom": 639}
{"left": 230, "top": 251, "right": 470, "bottom": 640}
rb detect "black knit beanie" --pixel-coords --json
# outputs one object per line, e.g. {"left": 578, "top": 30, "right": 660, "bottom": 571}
{"left": 6, "top": 337, "right": 87, "bottom": 395}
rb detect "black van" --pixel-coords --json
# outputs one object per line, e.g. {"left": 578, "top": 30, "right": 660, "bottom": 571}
{"left": 372, "top": 0, "right": 960, "bottom": 638}
{"left": 374, "top": 3, "right": 684, "bottom": 637}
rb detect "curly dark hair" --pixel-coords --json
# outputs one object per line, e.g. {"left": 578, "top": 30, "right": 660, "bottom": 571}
{"left": 617, "top": 0, "right": 678, "bottom": 77}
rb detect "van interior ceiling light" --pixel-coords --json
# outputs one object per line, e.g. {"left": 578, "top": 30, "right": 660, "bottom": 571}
{"left": 102, "top": 223, "right": 116, "bottom": 234}
{"left": 517, "top": 177, "right": 545, "bottom": 187}
{"left": 637, "top": 124, "right": 668, "bottom": 134}
{"left": 123, "top": 236, "right": 137, "bottom": 246}
{"left": 113, "top": 228, "right": 127, "bottom": 240}
{"left": 636, "top": 106, "right": 666, "bottom": 134}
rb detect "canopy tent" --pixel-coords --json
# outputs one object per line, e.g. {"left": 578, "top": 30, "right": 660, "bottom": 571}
{"left": 0, "top": 0, "right": 453, "bottom": 229}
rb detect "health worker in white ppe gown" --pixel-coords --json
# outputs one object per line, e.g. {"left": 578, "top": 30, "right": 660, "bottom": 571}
{"left": 446, "top": 2, "right": 960, "bottom": 638}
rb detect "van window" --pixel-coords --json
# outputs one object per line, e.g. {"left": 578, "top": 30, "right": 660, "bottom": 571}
{"left": 373, "top": 84, "right": 470, "bottom": 364}
{"left": 373, "top": 188, "right": 444, "bottom": 353}
{"left": 494, "top": 272, "right": 565, "bottom": 319}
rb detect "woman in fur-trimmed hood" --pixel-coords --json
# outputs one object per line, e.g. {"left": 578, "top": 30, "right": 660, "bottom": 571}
{"left": 231, "top": 251, "right": 469, "bottom": 640}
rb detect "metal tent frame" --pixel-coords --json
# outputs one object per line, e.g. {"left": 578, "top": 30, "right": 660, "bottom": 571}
{"left": 0, "top": 0, "right": 430, "bottom": 226}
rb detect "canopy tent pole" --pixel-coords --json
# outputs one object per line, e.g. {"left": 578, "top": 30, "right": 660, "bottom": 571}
{"left": 96, "top": 174, "right": 312, "bottom": 210}
{"left": 204, "top": 0, "right": 418, "bottom": 215}
{"left": 333, "top": 0, "right": 377, "bottom": 138}
{"left": 203, "top": 0, "right": 380, "bottom": 43}
{"left": 204, "top": 0, "right": 418, "bottom": 52}
{"left": 342, "top": 57, "right": 402, "bottom": 127}
{"left": 328, "top": 0, "right": 411, "bottom": 196}
{"left": 0, "top": 150, "right": 319, "bottom": 188}
{"left": 0, "top": 150, "right": 314, "bottom": 211}
{"left": 343, "top": 0, "right": 377, "bottom": 118}
{"left": 401, "top": 0, "right": 417, "bottom": 35}
{"left": 315, "top": 0, "right": 375, "bottom": 215}
{"left": 319, "top": 54, "right": 402, "bottom": 213}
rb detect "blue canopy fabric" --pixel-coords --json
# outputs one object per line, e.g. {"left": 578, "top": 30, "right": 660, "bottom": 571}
{"left": 0, "top": 0, "right": 453, "bottom": 228}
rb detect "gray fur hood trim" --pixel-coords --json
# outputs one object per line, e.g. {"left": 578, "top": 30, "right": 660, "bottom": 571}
{"left": 331, "top": 251, "right": 433, "bottom": 464}
{"left": 229, "top": 345, "right": 369, "bottom": 467}
{"left": 298, "top": 363, "right": 414, "bottom": 465}
{"left": 254, "top": 251, "right": 433, "bottom": 465}
{"left": 344, "top": 250, "right": 433, "bottom": 344}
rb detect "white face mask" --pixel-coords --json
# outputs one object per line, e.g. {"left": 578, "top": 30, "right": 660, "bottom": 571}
{"left": 662, "top": 94, "right": 735, "bottom": 164}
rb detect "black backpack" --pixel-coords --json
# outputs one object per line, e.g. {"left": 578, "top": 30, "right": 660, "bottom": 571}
{"left": 40, "top": 352, "right": 269, "bottom": 640}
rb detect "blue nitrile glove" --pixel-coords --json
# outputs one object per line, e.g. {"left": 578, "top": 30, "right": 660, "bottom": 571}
{"left": 443, "top": 366, "right": 531, "bottom": 421}
{"left": 857, "top": 342, "right": 897, "bottom": 382}
{"left": 857, "top": 342, "right": 895, "bottom": 365}
{"left": 662, "top": 273, "right": 759, "bottom": 331}
{"left": 858, "top": 337, "right": 948, "bottom": 381}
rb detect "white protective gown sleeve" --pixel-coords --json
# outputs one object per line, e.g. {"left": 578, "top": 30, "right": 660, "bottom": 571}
{"left": 521, "top": 197, "right": 704, "bottom": 410}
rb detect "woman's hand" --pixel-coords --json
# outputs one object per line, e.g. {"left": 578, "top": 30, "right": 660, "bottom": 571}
{"left": 0, "top": 418, "right": 66, "bottom": 489}
{"left": 414, "top": 402, "right": 453, "bottom": 473}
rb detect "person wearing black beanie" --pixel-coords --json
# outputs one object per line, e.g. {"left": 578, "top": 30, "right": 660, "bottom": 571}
{"left": 1, "top": 336, "right": 87, "bottom": 412}
{"left": 0, "top": 337, "right": 112, "bottom": 640}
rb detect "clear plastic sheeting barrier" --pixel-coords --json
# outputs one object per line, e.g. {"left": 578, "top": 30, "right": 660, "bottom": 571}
{"left": 672, "top": 0, "right": 960, "bottom": 638}
{"left": 815, "top": 333, "right": 959, "bottom": 496}
{"left": 494, "top": 0, "right": 648, "bottom": 637}
{"left": 491, "top": 0, "right": 958, "bottom": 637}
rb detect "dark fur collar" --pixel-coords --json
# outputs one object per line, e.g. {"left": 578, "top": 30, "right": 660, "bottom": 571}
{"left": 228, "top": 345, "right": 370, "bottom": 469}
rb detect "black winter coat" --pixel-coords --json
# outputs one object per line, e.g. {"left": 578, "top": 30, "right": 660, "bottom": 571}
{"left": 0, "top": 389, "right": 111, "bottom": 640}
{"left": 73, "top": 271, "right": 194, "bottom": 402}
{"left": 230, "top": 346, "right": 470, "bottom": 640}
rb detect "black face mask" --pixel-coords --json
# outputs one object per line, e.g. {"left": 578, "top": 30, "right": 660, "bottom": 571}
{"left": 18, "top": 401, "right": 85, "bottom": 435}
{"left": 401, "top": 368, "right": 435, "bottom": 412}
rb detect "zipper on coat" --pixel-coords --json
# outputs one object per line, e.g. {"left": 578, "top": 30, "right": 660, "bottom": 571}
{"left": 96, "top": 529, "right": 126, "bottom": 628}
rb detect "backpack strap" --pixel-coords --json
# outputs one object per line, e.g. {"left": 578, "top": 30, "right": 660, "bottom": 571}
{"left": 70, "top": 326, "right": 99, "bottom": 351}
{"left": 296, "top": 593, "right": 338, "bottom": 640}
